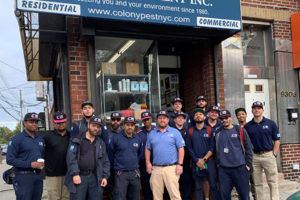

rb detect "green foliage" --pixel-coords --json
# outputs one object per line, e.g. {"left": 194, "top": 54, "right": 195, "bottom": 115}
{"left": 0, "top": 122, "right": 21, "bottom": 144}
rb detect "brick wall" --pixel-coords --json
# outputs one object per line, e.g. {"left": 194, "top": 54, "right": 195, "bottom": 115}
{"left": 182, "top": 43, "right": 225, "bottom": 114}
{"left": 67, "top": 17, "right": 89, "bottom": 123}
{"left": 281, "top": 144, "right": 300, "bottom": 180}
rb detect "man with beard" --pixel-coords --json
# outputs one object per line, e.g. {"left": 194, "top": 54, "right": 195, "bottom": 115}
{"left": 7, "top": 113, "right": 45, "bottom": 200}
{"left": 38, "top": 111, "right": 70, "bottom": 200}
{"left": 65, "top": 116, "right": 110, "bottom": 200}
{"left": 188, "top": 96, "right": 208, "bottom": 127}
{"left": 235, "top": 108, "right": 247, "bottom": 127}
{"left": 168, "top": 97, "right": 189, "bottom": 130}
{"left": 70, "top": 100, "right": 95, "bottom": 138}
{"left": 214, "top": 110, "right": 253, "bottom": 200}
{"left": 244, "top": 101, "right": 280, "bottom": 200}
{"left": 145, "top": 110, "right": 185, "bottom": 200}
{"left": 101, "top": 111, "right": 122, "bottom": 200}
{"left": 185, "top": 109, "right": 219, "bottom": 200}
{"left": 137, "top": 111, "right": 155, "bottom": 200}
{"left": 109, "top": 116, "right": 142, "bottom": 200}
{"left": 174, "top": 111, "right": 192, "bottom": 200}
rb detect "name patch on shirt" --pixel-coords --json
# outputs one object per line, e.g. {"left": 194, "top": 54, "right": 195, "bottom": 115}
{"left": 262, "top": 125, "right": 269, "bottom": 129}
{"left": 231, "top": 134, "right": 238, "bottom": 138}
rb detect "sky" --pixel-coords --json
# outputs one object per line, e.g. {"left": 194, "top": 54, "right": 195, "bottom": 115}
{"left": 0, "top": 1, "right": 46, "bottom": 130}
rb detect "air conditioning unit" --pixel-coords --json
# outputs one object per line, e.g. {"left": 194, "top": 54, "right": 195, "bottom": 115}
{"left": 36, "top": 82, "right": 45, "bottom": 101}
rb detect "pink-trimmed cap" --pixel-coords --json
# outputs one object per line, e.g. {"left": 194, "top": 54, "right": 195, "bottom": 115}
{"left": 141, "top": 111, "right": 152, "bottom": 121}
{"left": 53, "top": 111, "right": 67, "bottom": 123}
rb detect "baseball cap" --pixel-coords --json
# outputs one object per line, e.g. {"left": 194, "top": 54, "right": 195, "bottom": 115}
{"left": 172, "top": 97, "right": 183, "bottom": 104}
{"left": 235, "top": 108, "right": 247, "bottom": 116}
{"left": 111, "top": 112, "right": 121, "bottom": 119}
{"left": 53, "top": 111, "right": 67, "bottom": 123}
{"left": 141, "top": 112, "right": 152, "bottom": 121}
{"left": 81, "top": 100, "right": 94, "bottom": 109}
{"left": 196, "top": 95, "right": 206, "bottom": 102}
{"left": 89, "top": 116, "right": 102, "bottom": 126}
{"left": 157, "top": 110, "right": 169, "bottom": 118}
{"left": 193, "top": 108, "right": 205, "bottom": 115}
{"left": 24, "top": 112, "right": 40, "bottom": 121}
{"left": 208, "top": 106, "right": 220, "bottom": 112}
{"left": 124, "top": 116, "right": 136, "bottom": 124}
{"left": 252, "top": 101, "right": 263, "bottom": 109}
{"left": 175, "top": 111, "right": 186, "bottom": 118}
{"left": 219, "top": 110, "right": 231, "bottom": 118}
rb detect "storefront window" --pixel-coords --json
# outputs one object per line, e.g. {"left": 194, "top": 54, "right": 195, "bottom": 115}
{"left": 241, "top": 26, "right": 266, "bottom": 67}
{"left": 95, "top": 36, "right": 160, "bottom": 121}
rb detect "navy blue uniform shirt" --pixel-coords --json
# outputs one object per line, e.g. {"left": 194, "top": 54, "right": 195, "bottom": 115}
{"left": 109, "top": 130, "right": 142, "bottom": 171}
{"left": 7, "top": 130, "right": 45, "bottom": 171}
{"left": 218, "top": 128, "right": 246, "bottom": 167}
{"left": 185, "top": 125, "right": 214, "bottom": 164}
{"left": 205, "top": 118, "right": 222, "bottom": 134}
{"left": 244, "top": 117, "right": 280, "bottom": 152}
{"left": 169, "top": 111, "right": 189, "bottom": 130}
{"left": 137, "top": 126, "right": 155, "bottom": 161}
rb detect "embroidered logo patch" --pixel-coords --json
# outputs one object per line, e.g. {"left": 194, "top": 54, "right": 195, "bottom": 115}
{"left": 39, "top": 142, "right": 44, "bottom": 146}
{"left": 168, "top": 134, "right": 174, "bottom": 137}
{"left": 277, "top": 133, "right": 280, "bottom": 138}
{"left": 262, "top": 125, "right": 269, "bottom": 129}
{"left": 133, "top": 143, "right": 139, "bottom": 147}
{"left": 70, "top": 145, "right": 75, "bottom": 151}
{"left": 231, "top": 134, "right": 238, "bottom": 138}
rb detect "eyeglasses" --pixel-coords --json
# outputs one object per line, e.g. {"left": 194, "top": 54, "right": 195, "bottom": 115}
{"left": 220, "top": 117, "right": 229, "bottom": 121}
{"left": 111, "top": 118, "right": 121, "bottom": 122}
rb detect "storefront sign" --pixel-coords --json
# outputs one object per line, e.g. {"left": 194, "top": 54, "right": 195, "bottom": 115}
{"left": 16, "top": 0, "right": 241, "bottom": 30}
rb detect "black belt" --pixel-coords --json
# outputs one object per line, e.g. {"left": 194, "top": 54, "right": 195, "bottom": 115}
{"left": 80, "top": 170, "right": 95, "bottom": 176}
{"left": 153, "top": 163, "right": 176, "bottom": 167}
{"left": 15, "top": 170, "right": 41, "bottom": 175}
{"left": 254, "top": 150, "right": 272, "bottom": 155}
{"left": 121, "top": 169, "right": 136, "bottom": 172}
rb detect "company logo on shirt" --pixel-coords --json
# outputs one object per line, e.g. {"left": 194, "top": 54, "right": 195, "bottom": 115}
{"left": 231, "top": 134, "right": 238, "bottom": 138}
{"left": 262, "top": 125, "right": 269, "bottom": 129}
{"left": 70, "top": 145, "right": 75, "bottom": 151}
{"left": 203, "top": 133, "right": 209, "bottom": 138}
{"left": 168, "top": 134, "right": 174, "bottom": 138}
{"left": 39, "top": 142, "right": 44, "bottom": 146}
{"left": 277, "top": 133, "right": 280, "bottom": 138}
{"left": 133, "top": 143, "right": 139, "bottom": 147}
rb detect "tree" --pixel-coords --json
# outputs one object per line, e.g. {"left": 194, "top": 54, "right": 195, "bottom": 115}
{"left": 0, "top": 126, "right": 13, "bottom": 144}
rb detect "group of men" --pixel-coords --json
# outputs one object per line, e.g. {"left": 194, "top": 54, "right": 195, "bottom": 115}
{"left": 6, "top": 96, "right": 280, "bottom": 200}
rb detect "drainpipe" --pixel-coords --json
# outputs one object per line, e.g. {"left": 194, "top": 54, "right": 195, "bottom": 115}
{"left": 213, "top": 43, "right": 220, "bottom": 106}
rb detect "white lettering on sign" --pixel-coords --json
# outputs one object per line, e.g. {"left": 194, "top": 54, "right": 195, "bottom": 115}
{"left": 197, "top": 17, "right": 241, "bottom": 30}
{"left": 18, "top": 0, "right": 81, "bottom": 15}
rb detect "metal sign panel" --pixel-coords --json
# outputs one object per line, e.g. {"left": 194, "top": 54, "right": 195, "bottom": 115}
{"left": 16, "top": 0, "right": 241, "bottom": 30}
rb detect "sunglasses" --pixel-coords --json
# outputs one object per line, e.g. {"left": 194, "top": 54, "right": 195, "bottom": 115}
{"left": 111, "top": 118, "right": 121, "bottom": 122}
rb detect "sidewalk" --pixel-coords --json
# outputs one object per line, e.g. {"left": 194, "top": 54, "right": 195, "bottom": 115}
{"left": 0, "top": 159, "right": 299, "bottom": 199}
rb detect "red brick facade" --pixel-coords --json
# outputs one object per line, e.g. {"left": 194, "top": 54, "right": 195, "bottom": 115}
{"left": 281, "top": 144, "right": 300, "bottom": 180}
{"left": 67, "top": 17, "right": 89, "bottom": 123}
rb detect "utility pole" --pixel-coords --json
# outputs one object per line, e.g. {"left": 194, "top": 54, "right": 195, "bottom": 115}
{"left": 20, "top": 89, "right": 23, "bottom": 132}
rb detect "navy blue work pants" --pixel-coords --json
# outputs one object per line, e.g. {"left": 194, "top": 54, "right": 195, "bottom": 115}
{"left": 218, "top": 165, "right": 250, "bottom": 200}
{"left": 70, "top": 173, "right": 103, "bottom": 200}
{"left": 114, "top": 170, "right": 141, "bottom": 200}
{"left": 206, "top": 160, "right": 221, "bottom": 200}
{"left": 140, "top": 162, "right": 153, "bottom": 200}
{"left": 13, "top": 173, "right": 43, "bottom": 200}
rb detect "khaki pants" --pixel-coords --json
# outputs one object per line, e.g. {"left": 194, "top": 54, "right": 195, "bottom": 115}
{"left": 252, "top": 151, "right": 279, "bottom": 200}
{"left": 150, "top": 165, "right": 181, "bottom": 200}
{"left": 46, "top": 176, "right": 69, "bottom": 200}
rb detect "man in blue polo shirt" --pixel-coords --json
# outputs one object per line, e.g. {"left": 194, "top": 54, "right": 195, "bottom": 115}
{"left": 137, "top": 111, "right": 155, "bottom": 200}
{"left": 109, "top": 116, "right": 142, "bottom": 200}
{"left": 145, "top": 110, "right": 185, "bottom": 200}
{"left": 215, "top": 110, "right": 253, "bottom": 200}
{"left": 186, "top": 108, "right": 220, "bottom": 200}
{"left": 7, "top": 112, "right": 45, "bottom": 200}
{"left": 244, "top": 101, "right": 280, "bottom": 200}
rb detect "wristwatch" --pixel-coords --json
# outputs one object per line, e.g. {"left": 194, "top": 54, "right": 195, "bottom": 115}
{"left": 177, "top": 163, "right": 183, "bottom": 167}
{"left": 203, "top": 157, "right": 208, "bottom": 162}
{"left": 273, "top": 153, "right": 278, "bottom": 158}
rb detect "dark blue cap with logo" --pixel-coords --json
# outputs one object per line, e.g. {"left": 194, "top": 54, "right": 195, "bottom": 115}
{"left": 111, "top": 112, "right": 121, "bottom": 119}
{"left": 24, "top": 112, "right": 40, "bottom": 121}
{"left": 219, "top": 110, "right": 231, "bottom": 118}
{"left": 89, "top": 116, "right": 102, "bottom": 126}
{"left": 141, "top": 111, "right": 152, "bottom": 121}
{"left": 124, "top": 116, "right": 136, "bottom": 124}
{"left": 196, "top": 95, "right": 206, "bottom": 102}
{"left": 175, "top": 111, "right": 186, "bottom": 118}
{"left": 53, "top": 111, "right": 67, "bottom": 123}
{"left": 252, "top": 101, "right": 263, "bottom": 109}
{"left": 208, "top": 106, "right": 220, "bottom": 112}
{"left": 157, "top": 110, "right": 169, "bottom": 118}
{"left": 81, "top": 100, "right": 94, "bottom": 109}
{"left": 172, "top": 97, "right": 183, "bottom": 104}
